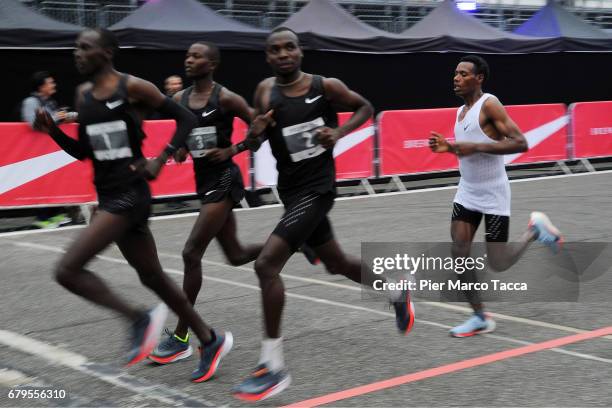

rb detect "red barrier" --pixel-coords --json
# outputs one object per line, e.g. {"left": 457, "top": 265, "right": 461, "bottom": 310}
{"left": 0, "top": 123, "right": 95, "bottom": 207}
{"left": 335, "top": 113, "right": 374, "bottom": 179}
{"left": 0, "top": 119, "right": 251, "bottom": 207}
{"left": 378, "top": 108, "right": 458, "bottom": 176}
{"left": 570, "top": 101, "right": 612, "bottom": 159}
{"left": 504, "top": 104, "right": 567, "bottom": 164}
{"left": 378, "top": 103, "right": 568, "bottom": 176}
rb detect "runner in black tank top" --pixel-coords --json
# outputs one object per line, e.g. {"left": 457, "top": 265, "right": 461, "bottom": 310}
{"left": 179, "top": 82, "right": 244, "bottom": 203}
{"left": 34, "top": 29, "right": 233, "bottom": 382}
{"left": 149, "top": 42, "right": 264, "bottom": 365}
{"left": 267, "top": 74, "right": 337, "bottom": 202}
{"left": 232, "top": 28, "right": 415, "bottom": 402}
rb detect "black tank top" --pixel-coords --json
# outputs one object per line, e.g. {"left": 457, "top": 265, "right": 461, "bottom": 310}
{"left": 77, "top": 74, "right": 146, "bottom": 194}
{"left": 268, "top": 75, "right": 337, "bottom": 201}
{"left": 180, "top": 84, "right": 234, "bottom": 177}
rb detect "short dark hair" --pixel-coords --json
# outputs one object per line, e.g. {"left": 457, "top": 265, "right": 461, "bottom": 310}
{"left": 266, "top": 26, "right": 300, "bottom": 45}
{"left": 460, "top": 55, "right": 489, "bottom": 82}
{"left": 87, "top": 27, "right": 119, "bottom": 53}
{"left": 31, "top": 71, "right": 52, "bottom": 92}
{"left": 195, "top": 41, "right": 220, "bottom": 64}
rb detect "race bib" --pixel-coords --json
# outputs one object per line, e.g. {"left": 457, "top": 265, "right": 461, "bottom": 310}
{"left": 86, "top": 120, "right": 132, "bottom": 161}
{"left": 282, "top": 117, "right": 326, "bottom": 162}
{"left": 187, "top": 126, "right": 217, "bottom": 158}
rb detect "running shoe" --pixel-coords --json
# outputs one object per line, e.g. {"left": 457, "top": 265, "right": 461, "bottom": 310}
{"left": 49, "top": 214, "right": 71, "bottom": 227}
{"left": 529, "top": 211, "right": 564, "bottom": 253}
{"left": 391, "top": 288, "right": 415, "bottom": 335}
{"left": 191, "top": 331, "right": 233, "bottom": 382}
{"left": 148, "top": 328, "right": 193, "bottom": 364}
{"left": 450, "top": 314, "right": 496, "bottom": 338}
{"left": 233, "top": 364, "right": 292, "bottom": 402}
{"left": 126, "top": 303, "right": 168, "bottom": 366}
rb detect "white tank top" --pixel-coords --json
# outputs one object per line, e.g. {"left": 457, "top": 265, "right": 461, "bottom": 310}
{"left": 453, "top": 93, "right": 511, "bottom": 216}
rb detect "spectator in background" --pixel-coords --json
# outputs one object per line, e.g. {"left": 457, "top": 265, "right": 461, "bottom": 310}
{"left": 22, "top": 71, "right": 77, "bottom": 129}
{"left": 21, "top": 71, "right": 78, "bottom": 229}
{"left": 164, "top": 75, "right": 183, "bottom": 97}
{"left": 151, "top": 75, "right": 184, "bottom": 120}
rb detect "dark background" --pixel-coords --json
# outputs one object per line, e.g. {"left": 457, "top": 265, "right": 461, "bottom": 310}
{"left": 4, "top": 49, "right": 612, "bottom": 121}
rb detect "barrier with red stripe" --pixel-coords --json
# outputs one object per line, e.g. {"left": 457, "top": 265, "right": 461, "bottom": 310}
{"left": 503, "top": 104, "right": 567, "bottom": 164}
{"left": 570, "top": 101, "right": 612, "bottom": 159}
{"left": 378, "top": 108, "right": 458, "bottom": 176}
{"left": 0, "top": 123, "right": 94, "bottom": 206}
{"left": 377, "top": 103, "right": 569, "bottom": 176}
{"left": 334, "top": 113, "right": 374, "bottom": 179}
{"left": 3, "top": 101, "right": 610, "bottom": 208}
{"left": 0, "top": 119, "right": 251, "bottom": 207}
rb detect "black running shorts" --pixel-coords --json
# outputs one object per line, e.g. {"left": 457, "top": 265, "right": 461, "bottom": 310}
{"left": 273, "top": 191, "right": 335, "bottom": 251}
{"left": 97, "top": 180, "right": 151, "bottom": 232}
{"left": 197, "top": 164, "right": 245, "bottom": 205}
{"left": 451, "top": 202, "right": 509, "bottom": 242}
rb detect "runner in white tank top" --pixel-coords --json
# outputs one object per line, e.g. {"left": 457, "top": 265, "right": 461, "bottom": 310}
{"left": 453, "top": 92, "right": 510, "bottom": 216}
{"left": 428, "top": 55, "right": 563, "bottom": 338}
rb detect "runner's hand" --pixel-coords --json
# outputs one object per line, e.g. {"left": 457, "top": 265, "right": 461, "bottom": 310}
{"left": 206, "top": 147, "right": 232, "bottom": 163}
{"left": 429, "top": 132, "right": 452, "bottom": 153}
{"left": 33, "top": 108, "right": 56, "bottom": 133}
{"left": 316, "top": 127, "right": 341, "bottom": 149}
{"left": 130, "top": 157, "right": 164, "bottom": 180}
{"left": 174, "top": 147, "right": 188, "bottom": 163}
{"left": 249, "top": 110, "right": 275, "bottom": 137}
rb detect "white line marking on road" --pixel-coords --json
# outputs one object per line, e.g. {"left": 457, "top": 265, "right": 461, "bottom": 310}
{"left": 13, "top": 241, "right": 612, "bottom": 363}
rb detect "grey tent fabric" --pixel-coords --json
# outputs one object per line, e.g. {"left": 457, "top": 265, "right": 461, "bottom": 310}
{"left": 110, "top": 0, "right": 267, "bottom": 50}
{"left": 281, "top": 0, "right": 396, "bottom": 39}
{"left": 0, "top": 0, "right": 82, "bottom": 49}
{"left": 278, "top": 0, "right": 408, "bottom": 52}
{"left": 514, "top": 1, "right": 612, "bottom": 51}
{"left": 398, "top": 0, "right": 557, "bottom": 53}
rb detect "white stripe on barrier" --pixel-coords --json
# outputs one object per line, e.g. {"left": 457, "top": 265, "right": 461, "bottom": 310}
{"left": 505, "top": 115, "right": 569, "bottom": 164}
{"left": 0, "top": 150, "right": 76, "bottom": 195}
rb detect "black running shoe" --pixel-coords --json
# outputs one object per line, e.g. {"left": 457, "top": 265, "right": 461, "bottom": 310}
{"left": 233, "top": 364, "right": 292, "bottom": 402}
{"left": 126, "top": 303, "right": 168, "bottom": 366}
{"left": 190, "top": 331, "right": 233, "bottom": 382}
{"left": 148, "top": 328, "right": 193, "bottom": 364}
{"left": 392, "top": 289, "right": 415, "bottom": 335}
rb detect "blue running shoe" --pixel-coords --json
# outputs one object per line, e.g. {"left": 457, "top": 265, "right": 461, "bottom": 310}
{"left": 149, "top": 329, "right": 193, "bottom": 364}
{"left": 126, "top": 303, "right": 168, "bottom": 366}
{"left": 450, "top": 314, "right": 496, "bottom": 338}
{"left": 233, "top": 364, "right": 292, "bottom": 402}
{"left": 529, "top": 211, "right": 563, "bottom": 253}
{"left": 191, "top": 331, "right": 233, "bottom": 382}
{"left": 391, "top": 288, "right": 415, "bottom": 335}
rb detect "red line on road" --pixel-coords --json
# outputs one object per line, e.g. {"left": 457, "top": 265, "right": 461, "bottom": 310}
{"left": 282, "top": 326, "right": 612, "bottom": 408}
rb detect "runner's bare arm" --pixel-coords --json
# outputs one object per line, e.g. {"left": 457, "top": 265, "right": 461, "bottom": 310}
{"left": 318, "top": 78, "right": 373, "bottom": 148}
{"left": 476, "top": 98, "right": 528, "bottom": 155}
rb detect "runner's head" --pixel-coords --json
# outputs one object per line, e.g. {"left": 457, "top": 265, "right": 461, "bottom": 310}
{"left": 454, "top": 55, "right": 489, "bottom": 97}
{"left": 185, "top": 42, "right": 219, "bottom": 80}
{"left": 265, "top": 27, "right": 303, "bottom": 76}
{"left": 74, "top": 28, "right": 118, "bottom": 75}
